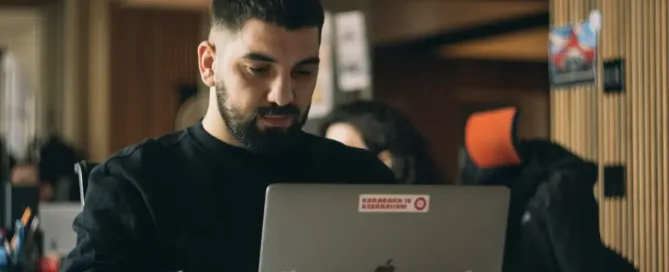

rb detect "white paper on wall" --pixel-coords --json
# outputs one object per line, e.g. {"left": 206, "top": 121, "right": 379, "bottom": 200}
{"left": 334, "top": 10, "right": 371, "bottom": 92}
{"left": 1, "top": 52, "right": 33, "bottom": 161}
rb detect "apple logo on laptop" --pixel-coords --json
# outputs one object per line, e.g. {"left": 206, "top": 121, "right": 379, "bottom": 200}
{"left": 375, "top": 259, "right": 395, "bottom": 272}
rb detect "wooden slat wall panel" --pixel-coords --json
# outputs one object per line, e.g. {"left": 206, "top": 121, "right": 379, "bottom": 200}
{"left": 109, "top": 4, "right": 202, "bottom": 153}
{"left": 550, "top": 0, "right": 668, "bottom": 270}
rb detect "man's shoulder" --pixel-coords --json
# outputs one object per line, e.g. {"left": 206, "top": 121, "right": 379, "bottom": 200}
{"left": 95, "top": 130, "right": 188, "bottom": 181}
{"left": 303, "top": 133, "right": 396, "bottom": 183}
{"left": 305, "top": 133, "right": 374, "bottom": 162}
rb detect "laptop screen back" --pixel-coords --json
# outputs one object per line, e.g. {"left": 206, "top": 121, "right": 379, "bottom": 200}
{"left": 260, "top": 184, "right": 510, "bottom": 272}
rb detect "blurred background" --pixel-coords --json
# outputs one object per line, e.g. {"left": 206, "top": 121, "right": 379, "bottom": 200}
{"left": 0, "top": 0, "right": 666, "bottom": 270}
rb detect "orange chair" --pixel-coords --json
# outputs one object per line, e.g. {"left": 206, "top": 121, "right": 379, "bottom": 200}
{"left": 464, "top": 107, "right": 521, "bottom": 168}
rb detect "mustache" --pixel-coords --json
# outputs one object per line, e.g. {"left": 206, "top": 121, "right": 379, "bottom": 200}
{"left": 257, "top": 104, "right": 301, "bottom": 117}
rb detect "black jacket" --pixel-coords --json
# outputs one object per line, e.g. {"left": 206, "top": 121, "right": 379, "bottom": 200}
{"left": 461, "top": 140, "right": 637, "bottom": 272}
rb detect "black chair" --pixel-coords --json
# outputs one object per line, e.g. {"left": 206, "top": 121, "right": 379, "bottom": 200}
{"left": 74, "top": 161, "right": 99, "bottom": 207}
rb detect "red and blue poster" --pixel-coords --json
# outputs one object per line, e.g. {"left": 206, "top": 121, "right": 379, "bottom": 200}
{"left": 549, "top": 10, "right": 601, "bottom": 87}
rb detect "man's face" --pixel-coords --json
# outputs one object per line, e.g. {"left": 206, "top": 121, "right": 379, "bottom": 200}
{"left": 199, "top": 19, "right": 320, "bottom": 153}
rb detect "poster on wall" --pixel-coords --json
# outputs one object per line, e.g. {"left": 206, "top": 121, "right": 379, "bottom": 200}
{"left": 308, "top": 11, "right": 335, "bottom": 119}
{"left": 549, "top": 10, "right": 602, "bottom": 88}
{"left": 334, "top": 10, "right": 371, "bottom": 92}
{"left": 1, "top": 51, "right": 33, "bottom": 162}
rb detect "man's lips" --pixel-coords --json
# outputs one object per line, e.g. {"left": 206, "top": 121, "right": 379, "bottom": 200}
{"left": 259, "top": 115, "right": 294, "bottom": 127}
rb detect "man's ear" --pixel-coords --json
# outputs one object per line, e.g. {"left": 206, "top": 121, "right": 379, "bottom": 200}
{"left": 377, "top": 150, "right": 393, "bottom": 169}
{"left": 198, "top": 41, "right": 216, "bottom": 87}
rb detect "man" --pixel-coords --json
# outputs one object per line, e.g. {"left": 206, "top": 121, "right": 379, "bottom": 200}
{"left": 61, "top": 0, "right": 395, "bottom": 271}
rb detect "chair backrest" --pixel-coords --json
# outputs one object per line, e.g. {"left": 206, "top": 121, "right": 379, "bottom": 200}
{"left": 74, "top": 161, "right": 99, "bottom": 207}
{"left": 464, "top": 107, "right": 521, "bottom": 168}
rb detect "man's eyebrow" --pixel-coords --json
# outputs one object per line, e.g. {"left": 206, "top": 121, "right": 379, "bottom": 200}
{"left": 297, "top": 57, "right": 320, "bottom": 66}
{"left": 242, "top": 52, "right": 276, "bottom": 63}
{"left": 242, "top": 53, "right": 320, "bottom": 66}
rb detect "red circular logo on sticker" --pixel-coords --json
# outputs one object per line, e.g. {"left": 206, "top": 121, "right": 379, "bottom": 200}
{"left": 414, "top": 197, "right": 427, "bottom": 211}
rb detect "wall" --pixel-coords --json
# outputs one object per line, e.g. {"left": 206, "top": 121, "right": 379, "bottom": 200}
{"left": 86, "top": 0, "right": 110, "bottom": 161}
{"left": 0, "top": 8, "right": 43, "bottom": 141}
{"left": 41, "top": 1, "right": 64, "bottom": 135}
{"left": 0, "top": 2, "right": 92, "bottom": 160}
{"left": 24, "top": 0, "right": 95, "bottom": 159}
{"left": 373, "top": 51, "right": 550, "bottom": 183}
{"left": 54, "top": 0, "right": 203, "bottom": 160}
{"left": 59, "top": 0, "right": 90, "bottom": 151}
{"left": 108, "top": 4, "right": 202, "bottom": 153}
{"left": 550, "top": 0, "right": 668, "bottom": 270}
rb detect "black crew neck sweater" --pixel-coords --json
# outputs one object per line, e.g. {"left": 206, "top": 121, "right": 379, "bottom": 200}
{"left": 62, "top": 122, "right": 396, "bottom": 271}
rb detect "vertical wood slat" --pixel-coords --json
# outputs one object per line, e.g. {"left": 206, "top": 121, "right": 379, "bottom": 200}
{"left": 631, "top": 0, "right": 640, "bottom": 264}
{"left": 550, "top": 0, "right": 669, "bottom": 270}
{"left": 658, "top": 0, "right": 665, "bottom": 267}
{"left": 598, "top": 0, "right": 612, "bottom": 258}
{"left": 622, "top": 0, "right": 633, "bottom": 260}
{"left": 613, "top": 0, "right": 624, "bottom": 252}
{"left": 641, "top": 0, "right": 649, "bottom": 267}
{"left": 646, "top": 0, "right": 660, "bottom": 268}
{"left": 598, "top": 0, "right": 609, "bottom": 244}
{"left": 619, "top": 0, "right": 632, "bottom": 258}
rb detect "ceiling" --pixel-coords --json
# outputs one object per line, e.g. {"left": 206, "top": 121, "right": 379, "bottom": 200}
{"left": 116, "top": 0, "right": 550, "bottom": 61}
{"left": 440, "top": 27, "right": 549, "bottom": 61}
{"left": 369, "top": 1, "right": 547, "bottom": 45}
{"left": 0, "top": 0, "right": 57, "bottom": 6}
{"left": 0, "top": 0, "right": 550, "bottom": 62}
{"left": 118, "top": 0, "right": 209, "bottom": 10}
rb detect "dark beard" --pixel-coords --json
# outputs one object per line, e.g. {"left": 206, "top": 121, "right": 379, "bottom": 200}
{"left": 215, "top": 83, "right": 309, "bottom": 155}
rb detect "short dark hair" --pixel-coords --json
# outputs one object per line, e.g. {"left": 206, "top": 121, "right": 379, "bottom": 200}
{"left": 211, "top": 0, "right": 325, "bottom": 33}
{"left": 319, "top": 101, "right": 444, "bottom": 184}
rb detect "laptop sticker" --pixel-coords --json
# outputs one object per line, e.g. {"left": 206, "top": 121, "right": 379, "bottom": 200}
{"left": 359, "top": 194, "right": 430, "bottom": 213}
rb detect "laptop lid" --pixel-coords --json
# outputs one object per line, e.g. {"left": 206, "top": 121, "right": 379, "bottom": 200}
{"left": 260, "top": 184, "right": 510, "bottom": 272}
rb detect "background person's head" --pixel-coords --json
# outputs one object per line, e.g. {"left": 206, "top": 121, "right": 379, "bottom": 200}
{"left": 320, "top": 101, "right": 442, "bottom": 184}
{"left": 198, "top": 0, "right": 324, "bottom": 154}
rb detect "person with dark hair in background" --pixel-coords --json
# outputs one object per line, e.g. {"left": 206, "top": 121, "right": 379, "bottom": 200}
{"left": 37, "top": 135, "right": 84, "bottom": 202}
{"left": 61, "top": 0, "right": 395, "bottom": 271}
{"left": 319, "top": 101, "right": 443, "bottom": 184}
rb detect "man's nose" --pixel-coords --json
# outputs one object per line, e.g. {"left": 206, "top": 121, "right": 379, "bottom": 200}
{"left": 267, "top": 75, "right": 294, "bottom": 106}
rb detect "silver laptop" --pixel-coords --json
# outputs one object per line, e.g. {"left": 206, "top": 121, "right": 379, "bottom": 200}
{"left": 259, "top": 184, "right": 510, "bottom": 272}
